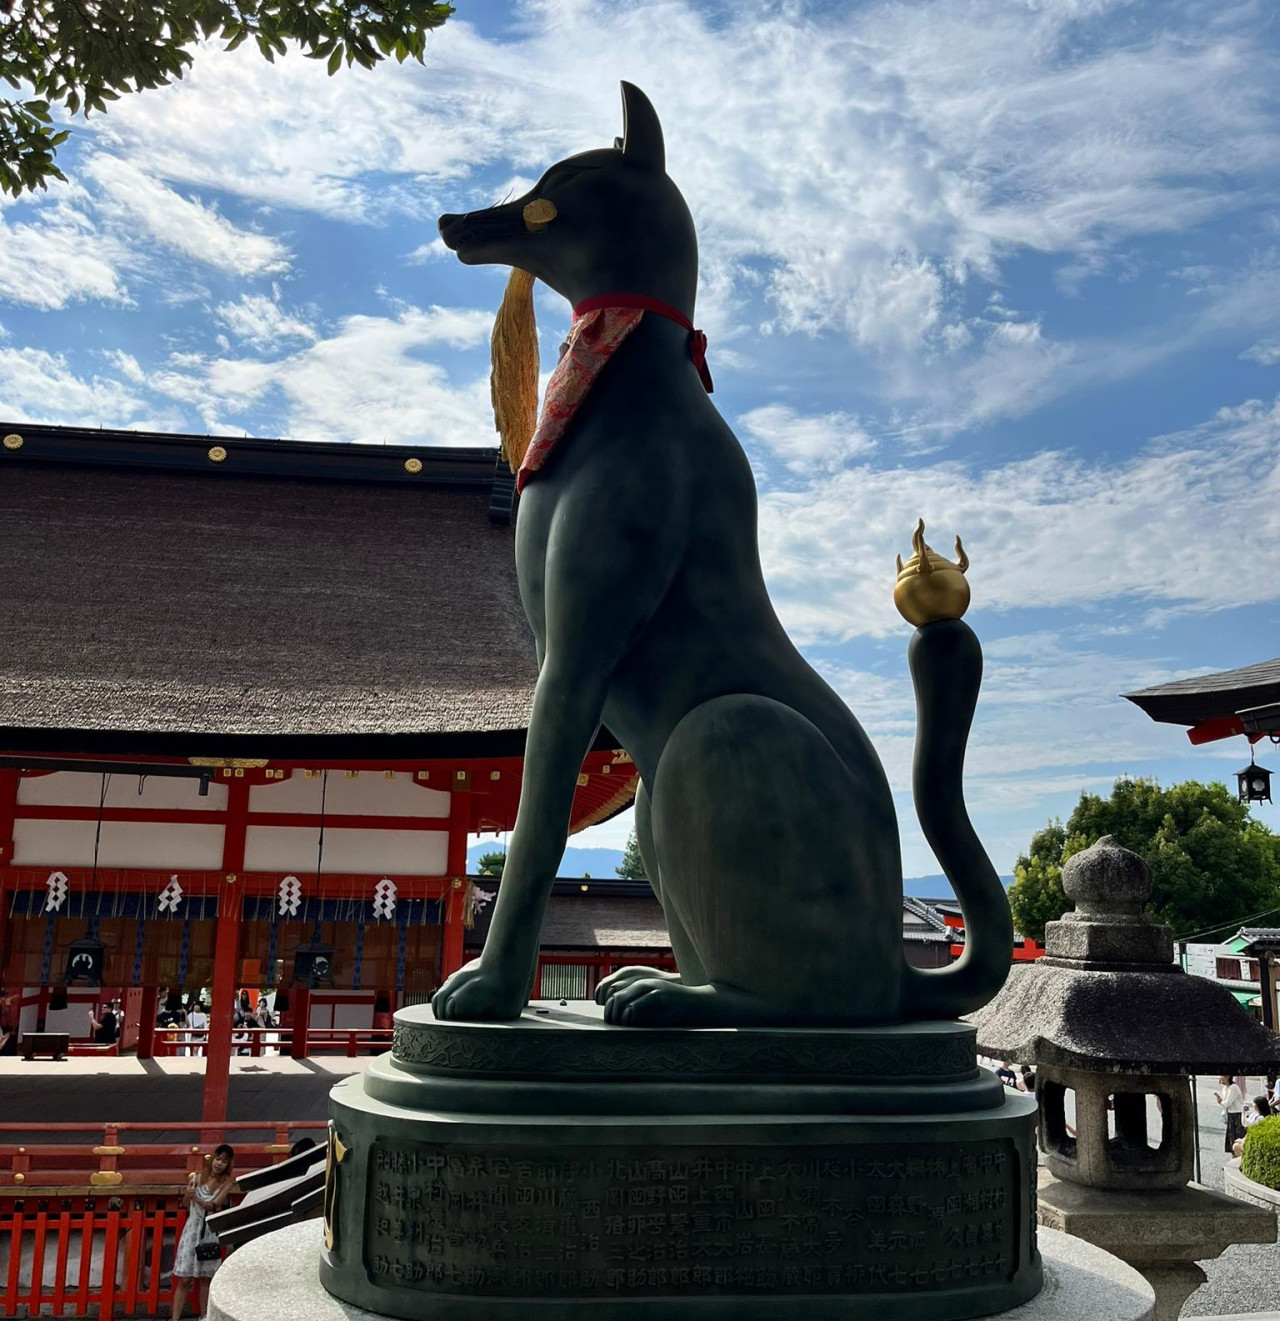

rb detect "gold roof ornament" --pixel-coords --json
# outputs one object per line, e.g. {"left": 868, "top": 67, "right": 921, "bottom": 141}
{"left": 893, "top": 518, "right": 970, "bottom": 626}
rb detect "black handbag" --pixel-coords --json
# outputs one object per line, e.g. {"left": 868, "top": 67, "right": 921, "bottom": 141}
{"left": 195, "top": 1222, "right": 222, "bottom": 1261}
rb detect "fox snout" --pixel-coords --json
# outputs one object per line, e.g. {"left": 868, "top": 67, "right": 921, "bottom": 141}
{"left": 438, "top": 203, "right": 531, "bottom": 264}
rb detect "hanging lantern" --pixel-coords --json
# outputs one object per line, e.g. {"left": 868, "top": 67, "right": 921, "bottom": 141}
{"left": 63, "top": 934, "right": 105, "bottom": 985}
{"left": 292, "top": 942, "right": 334, "bottom": 988}
{"left": 1237, "top": 756, "right": 1272, "bottom": 805}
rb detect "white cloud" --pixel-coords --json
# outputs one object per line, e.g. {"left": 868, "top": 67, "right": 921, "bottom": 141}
{"left": 216, "top": 294, "right": 317, "bottom": 348}
{"left": 0, "top": 202, "right": 130, "bottom": 310}
{"left": 755, "top": 393, "right": 1280, "bottom": 642}
{"left": 149, "top": 304, "right": 495, "bottom": 441}
{"left": 1241, "top": 339, "right": 1280, "bottom": 366}
{"left": 84, "top": 156, "right": 290, "bottom": 276}
{"left": 0, "top": 345, "right": 148, "bottom": 425}
{"left": 63, "top": 0, "right": 1279, "bottom": 365}
{"left": 740, "top": 404, "right": 876, "bottom": 473}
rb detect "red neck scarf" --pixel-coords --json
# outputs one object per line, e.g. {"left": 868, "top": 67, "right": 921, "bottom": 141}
{"left": 515, "top": 294, "right": 714, "bottom": 493}
{"left": 572, "top": 294, "right": 714, "bottom": 393}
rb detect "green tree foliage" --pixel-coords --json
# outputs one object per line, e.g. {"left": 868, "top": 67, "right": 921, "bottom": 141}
{"left": 475, "top": 850, "right": 506, "bottom": 879}
{"left": 1007, "top": 777, "right": 1280, "bottom": 943}
{"left": 1, "top": 0, "right": 453, "bottom": 196}
{"left": 615, "top": 828, "right": 647, "bottom": 880}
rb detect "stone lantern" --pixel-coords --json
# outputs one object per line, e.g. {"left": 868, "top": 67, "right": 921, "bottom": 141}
{"left": 972, "top": 834, "right": 1280, "bottom": 1319}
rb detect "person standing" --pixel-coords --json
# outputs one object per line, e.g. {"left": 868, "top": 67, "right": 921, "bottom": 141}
{"left": 1215, "top": 1074, "right": 1247, "bottom": 1152}
{"left": 171, "top": 1144, "right": 237, "bottom": 1319}
{"left": 184, "top": 1002, "right": 208, "bottom": 1057}
{"left": 88, "top": 1000, "right": 119, "bottom": 1046}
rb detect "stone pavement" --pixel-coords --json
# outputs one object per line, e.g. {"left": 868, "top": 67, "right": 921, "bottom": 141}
{"left": 1176, "top": 1074, "right": 1279, "bottom": 1319}
{"left": 0, "top": 1053, "right": 366, "bottom": 1132}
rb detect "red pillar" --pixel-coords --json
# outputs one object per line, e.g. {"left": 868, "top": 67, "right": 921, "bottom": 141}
{"left": 291, "top": 986, "right": 312, "bottom": 1059}
{"left": 202, "top": 779, "right": 249, "bottom": 1129}
{"left": 135, "top": 986, "right": 160, "bottom": 1060}
{"left": 442, "top": 779, "right": 470, "bottom": 978}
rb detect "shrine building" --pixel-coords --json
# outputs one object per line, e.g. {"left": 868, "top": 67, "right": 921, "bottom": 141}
{"left": 0, "top": 423, "right": 637, "bottom": 1118}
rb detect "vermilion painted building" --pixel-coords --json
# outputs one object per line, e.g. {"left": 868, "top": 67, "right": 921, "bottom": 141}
{"left": 0, "top": 423, "right": 636, "bottom": 1115}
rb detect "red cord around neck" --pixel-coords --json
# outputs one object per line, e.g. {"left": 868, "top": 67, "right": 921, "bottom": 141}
{"left": 573, "top": 293, "right": 713, "bottom": 393}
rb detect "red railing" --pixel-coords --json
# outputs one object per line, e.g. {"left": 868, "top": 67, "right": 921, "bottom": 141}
{"left": 147, "top": 1025, "right": 392, "bottom": 1058}
{"left": 0, "top": 1122, "right": 328, "bottom": 1317}
{"left": 0, "top": 1122, "right": 328, "bottom": 1189}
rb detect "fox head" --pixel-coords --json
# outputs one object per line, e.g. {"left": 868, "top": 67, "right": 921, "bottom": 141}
{"left": 438, "top": 83, "right": 698, "bottom": 315}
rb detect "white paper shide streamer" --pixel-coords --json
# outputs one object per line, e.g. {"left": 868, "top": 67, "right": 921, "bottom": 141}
{"left": 157, "top": 874, "right": 184, "bottom": 913}
{"left": 45, "top": 870, "right": 69, "bottom": 912}
{"left": 372, "top": 878, "right": 397, "bottom": 920}
{"left": 278, "top": 874, "right": 302, "bottom": 917}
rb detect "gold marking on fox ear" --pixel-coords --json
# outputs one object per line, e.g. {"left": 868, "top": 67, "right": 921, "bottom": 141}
{"left": 522, "top": 198, "right": 558, "bottom": 232}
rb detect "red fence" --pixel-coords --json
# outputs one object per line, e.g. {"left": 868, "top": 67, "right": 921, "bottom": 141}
{"left": 2, "top": 1195, "right": 183, "bottom": 1318}
{"left": 0, "top": 1122, "right": 327, "bottom": 1316}
{"left": 146, "top": 1025, "right": 392, "bottom": 1059}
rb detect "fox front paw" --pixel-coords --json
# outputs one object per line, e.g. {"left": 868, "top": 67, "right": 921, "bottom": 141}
{"left": 431, "top": 962, "right": 525, "bottom": 1022}
{"left": 595, "top": 965, "right": 681, "bottom": 1004}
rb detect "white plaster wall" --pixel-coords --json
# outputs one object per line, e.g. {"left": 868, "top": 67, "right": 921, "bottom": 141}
{"left": 39, "top": 992, "right": 101, "bottom": 1038}
{"left": 13, "top": 819, "right": 226, "bottom": 868}
{"left": 306, "top": 995, "right": 375, "bottom": 1030}
{"left": 333, "top": 997, "right": 376, "bottom": 1029}
{"left": 19, "top": 993, "right": 40, "bottom": 1036}
{"left": 17, "top": 771, "right": 227, "bottom": 810}
{"left": 247, "top": 773, "right": 450, "bottom": 818}
{"left": 242, "top": 826, "right": 448, "bottom": 875}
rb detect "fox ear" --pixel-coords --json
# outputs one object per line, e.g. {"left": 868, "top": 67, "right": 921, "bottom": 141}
{"left": 619, "top": 81, "right": 665, "bottom": 172}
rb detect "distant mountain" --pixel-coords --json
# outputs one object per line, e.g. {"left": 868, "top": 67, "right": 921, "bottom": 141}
{"left": 467, "top": 845, "right": 1011, "bottom": 894}
{"left": 467, "top": 843, "right": 630, "bottom": 879}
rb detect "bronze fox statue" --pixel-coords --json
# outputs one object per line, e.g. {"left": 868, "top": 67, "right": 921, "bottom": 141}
{"left": 434, "top": 83, "right": 1011, "bottom": 1027}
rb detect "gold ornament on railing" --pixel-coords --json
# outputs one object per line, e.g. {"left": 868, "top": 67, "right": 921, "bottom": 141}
{"left": 893, "top": 518, "right": 970, "bottom": 625}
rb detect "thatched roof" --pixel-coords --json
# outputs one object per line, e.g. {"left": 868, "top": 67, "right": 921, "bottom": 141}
{"left": 0, "top": 423, "right": 540, "bottom": 756}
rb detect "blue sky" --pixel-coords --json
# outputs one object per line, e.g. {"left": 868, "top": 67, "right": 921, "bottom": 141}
{"left": 3, "top": 0, "right": 1279, "bottom": 876}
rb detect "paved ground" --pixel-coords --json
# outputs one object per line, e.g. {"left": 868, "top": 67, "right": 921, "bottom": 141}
{"left": 1183, "top": 1074, "right": 1280, "bottom": 1319}
{"left": 0, "top": 1054, "right": 366, "bottom": 1131}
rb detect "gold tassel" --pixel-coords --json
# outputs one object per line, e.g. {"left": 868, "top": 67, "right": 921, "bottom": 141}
{"left": 490, "top": 267, "right": 539, "bottom": 473}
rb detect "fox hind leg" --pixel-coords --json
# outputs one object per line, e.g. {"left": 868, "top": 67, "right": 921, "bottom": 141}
{"left": 606, "top": 694, "right": 903, "bottom": 1027}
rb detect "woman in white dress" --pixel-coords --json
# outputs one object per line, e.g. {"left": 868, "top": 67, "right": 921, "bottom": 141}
{"left": 1215, "top": 1075, "right": 1246, "bottom": 1153}
{"left": 171, "top": 1143, "right": 237, "bottom": 1319}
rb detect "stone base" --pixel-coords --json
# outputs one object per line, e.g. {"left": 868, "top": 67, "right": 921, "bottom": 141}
{"left": 209, "top": 1223, "right": 1152, "bottom": 1321}
{"left": 316, "top": 1003, "right": 1042, "bottom": 1319}
{"left": 1224, "top": 1156, "right": 1280, "bottom": 1213}
{"left": 1036, "top": 1176, "right": 1275, "bottom": 1321}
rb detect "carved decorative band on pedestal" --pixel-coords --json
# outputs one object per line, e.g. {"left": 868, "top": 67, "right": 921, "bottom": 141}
{"left": 391, "top": 1008, "right": 977, "bottom": 1083}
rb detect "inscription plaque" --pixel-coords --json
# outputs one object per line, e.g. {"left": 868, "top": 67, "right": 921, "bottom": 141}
{"left": 365, "top": 1138, "right": 1019, "bottom": 1297}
